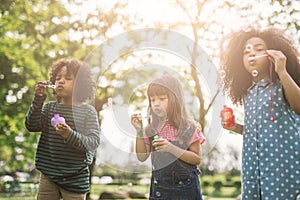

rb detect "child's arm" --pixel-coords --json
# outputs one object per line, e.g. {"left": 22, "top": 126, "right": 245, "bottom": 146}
{"left": 153, "top": 138, "right": 202, "bottom": 165}
{"left": 25, "top": 82, "right": 47, "bottom": 132}
{"left": 135, "top": 133, "right": 151, "bottom": 162}
{"left": 267, "top": 50, "right": 300, "bottom": 115}
{"left": 63, "top": 106, "right": 100, "bottom": 152}
{"left": 221, "top": 122, "right": 244, "bottom": 135}
{"left": 131, "top": 114, "right": 151, "bottom": 162}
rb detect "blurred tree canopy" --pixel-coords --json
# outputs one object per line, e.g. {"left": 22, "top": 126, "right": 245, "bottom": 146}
{"left": 0, "top": 0, "right": 299, "bottom": 174}
{"left": 0, "top": 0, "right": 76, "bottom": 172}
{"left": 0, "top": 0, "right": 117, "bottom": 172}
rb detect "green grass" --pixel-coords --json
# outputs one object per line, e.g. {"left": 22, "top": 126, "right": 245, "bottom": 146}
{"left": 0, "top": 183, "right": 238, "bottom": 200}
{"left": 0, "top": 184, "right": 148, "bottom": 200}
{"left": 91, "top": 183, "right": 149, "bottom": 198}
{"left": 0, "top": 197, "right": 35, "bottom": 200}
{"left": 209, "top": 198, "right": 236, "bottom": 200}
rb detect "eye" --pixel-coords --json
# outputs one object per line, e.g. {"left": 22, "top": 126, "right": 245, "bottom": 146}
{"left": 257, "top": 48, "right": 265, "bottom": 52}
{"left": 150, "top": 97, "right": 155, "bottom": 102}
{"left": 66, "top": 76, "right": 73, "bottom": 80}
{"left": 158, "top": 95, "right": 168, "bottom": 100}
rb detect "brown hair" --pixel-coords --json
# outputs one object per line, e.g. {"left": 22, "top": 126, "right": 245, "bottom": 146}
{"left": 49, "top": 58, "right": 96, "bottom": 103}
{"left": 145, "top": 75, "right": 192, "bottom": 138}
{"left": 219, "top": 26, "right": 300, "bottom": 105}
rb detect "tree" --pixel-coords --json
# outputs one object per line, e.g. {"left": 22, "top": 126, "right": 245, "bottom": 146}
{"left": 0, "top": 0, "right": 96, "bottom": 172}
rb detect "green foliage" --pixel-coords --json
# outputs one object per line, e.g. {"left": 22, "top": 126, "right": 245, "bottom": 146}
{"left": 200, "top": 174, "right": 241, "bottom": 198}
{"left": 0, "top": 0, "right": 145, "bottom": 173}
{"left": 0, "top": 0, "right": 91, "bottom": 172}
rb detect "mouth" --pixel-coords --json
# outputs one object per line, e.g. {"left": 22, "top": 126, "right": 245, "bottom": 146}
{"left": 56, "top": 85, "right": 64, "bottom": 90}
{"left": 153, "top": 108, "right": 164, "bottom": 115}
{"left": 248, "top": 60, "right": 256, "bottom": 66}
{"left": 154, "top": 108, "right": 161, "bottom": 113}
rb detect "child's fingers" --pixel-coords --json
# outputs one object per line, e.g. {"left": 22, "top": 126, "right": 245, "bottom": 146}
{"left": 154, "top": 142, "right": 167, "bottom": 152}
{"left": 152, "top": 139, "right": 164, "bottom": 147}
{"left": 131, "top": 114, "right": 142, "bottom": 128}
{"left": 34, "top": 82, "right": 47, "bottom": 96}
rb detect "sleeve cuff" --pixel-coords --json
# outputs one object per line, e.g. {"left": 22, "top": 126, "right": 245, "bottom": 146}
{"left": 33, "top": 94, "right": 47, "bottom": 106}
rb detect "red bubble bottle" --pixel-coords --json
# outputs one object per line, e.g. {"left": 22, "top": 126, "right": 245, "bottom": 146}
{"left": 220, "top": 105, "right": 235, "bottom": 128}
{"left": 51, "top": 114, "right": 65, "bottom": 127}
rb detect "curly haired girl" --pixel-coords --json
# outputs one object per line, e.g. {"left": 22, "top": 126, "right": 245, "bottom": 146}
{"left": 219, "top": 26, "right": 300, "bottom": 199}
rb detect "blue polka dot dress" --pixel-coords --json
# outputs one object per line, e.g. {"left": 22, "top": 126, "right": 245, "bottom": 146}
{"left": 243, "top": 77, "right": 300, "bottom": 200}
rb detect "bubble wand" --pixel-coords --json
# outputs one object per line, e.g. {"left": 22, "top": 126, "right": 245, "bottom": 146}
{"left": 248, "top": 54, "right": 268, "bottom": 61}
{"left": 43, "top": 81, "right": 56, "bottom": 89}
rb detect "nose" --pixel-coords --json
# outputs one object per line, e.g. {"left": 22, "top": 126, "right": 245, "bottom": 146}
{"left": 152, "top": 100, "right": 160, "bottom": 106}
{"left": 245, "top": 44, "right": 255, "bottom": 57}
{"left": 58, "top": 78, "right": 65, "bottom": 84}
{"left": 249, "top": 50, "right": 256, "bottom": 56}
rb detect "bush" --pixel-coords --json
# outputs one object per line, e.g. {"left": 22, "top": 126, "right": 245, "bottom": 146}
{"left": 200, "top": 176, "right": 211, "bottom": 187}
{"left": 213, "top": 181, "right": 222, "bottom": 191}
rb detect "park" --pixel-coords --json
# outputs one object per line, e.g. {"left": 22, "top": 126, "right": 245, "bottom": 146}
{"left": 1, "top": 0, "right": 299, "bottom": 199}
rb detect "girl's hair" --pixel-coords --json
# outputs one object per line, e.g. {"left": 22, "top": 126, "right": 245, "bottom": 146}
{"left": 145, "top": 75, "right": 192, "bottom": 137}
{"left": 219, "top": 26, "right": 300, "bottom": 105}
{"left": 49, "top": 58, "right": 96, "bottom": 103}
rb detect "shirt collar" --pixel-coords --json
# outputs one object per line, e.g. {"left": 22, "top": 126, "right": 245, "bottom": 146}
{"left": 247, "top": 76, "right": 270, "bottom": 91}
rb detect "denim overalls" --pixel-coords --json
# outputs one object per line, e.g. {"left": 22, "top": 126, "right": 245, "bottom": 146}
{"left": 149, "top": 125, "right": 203, "bottom": 200}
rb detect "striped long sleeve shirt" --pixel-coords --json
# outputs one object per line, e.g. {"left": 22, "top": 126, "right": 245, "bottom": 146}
{"left": 25, "top": 94, "right": 101, "bottom": 194}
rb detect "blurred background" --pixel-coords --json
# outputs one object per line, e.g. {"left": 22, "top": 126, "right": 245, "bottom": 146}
{"left": 1, "top": 0, "right": 299, "bottom": 199}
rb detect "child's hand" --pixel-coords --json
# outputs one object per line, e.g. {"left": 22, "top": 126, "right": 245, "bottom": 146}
{"left": 131, "top": 113, "right": 143, "bottom": 131}
{"left": 34, "top": 81, "right": 47, "bottom": 96}
{"left": 220, "top": 106, "right": 235, "bottom": 130}
{"left": 152, "top": 137, "right": 172, "bottom": 152}
{"left": 266, "top": 50, "right": 287, "bottom": 75}
{"left": 55, "top": 123, "right": 72, "bottom": 139}
{"left": 221, "top": 118, "right": 236, "bottom": 131}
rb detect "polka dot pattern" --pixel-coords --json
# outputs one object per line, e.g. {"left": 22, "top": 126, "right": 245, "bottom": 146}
{"left": 242, "top": 78, "right": 300, "bottom": 199}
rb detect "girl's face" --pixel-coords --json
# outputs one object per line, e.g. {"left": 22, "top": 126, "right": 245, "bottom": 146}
{"left": 54, "top": 66, "right": 76, "bottom": 104}
{"left": 243, "top": 37, "right": 270, "bottom": 82}
{"left": 150, "top": 94, "right": 169, "bottom": 119}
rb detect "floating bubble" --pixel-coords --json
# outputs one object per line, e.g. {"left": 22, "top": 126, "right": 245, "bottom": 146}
{"left": 245, "top": 44, "right": 253, "bottom": 53}
{"left": 252, "top": 70, "right": 258, "bottom": 77}
{"left": 218, "top": 69, "right": 226, "bottom": 79}
{"left": 43, "top": 80, "right": 56, "bottom": 89}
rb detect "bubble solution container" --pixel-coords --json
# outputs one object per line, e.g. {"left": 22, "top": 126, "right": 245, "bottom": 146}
{"left": 152, "top": 135, "right": 162, "bottom": 144}
{"left": 51, "top": 114, "right": 65, "bottom": 127}
{"left": 220, "top": 105, "right": 235, "bottom": 128}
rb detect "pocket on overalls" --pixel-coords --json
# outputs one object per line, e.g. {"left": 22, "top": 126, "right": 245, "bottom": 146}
{"left": 172, "top": 170, "right": 192, "bottom": 188}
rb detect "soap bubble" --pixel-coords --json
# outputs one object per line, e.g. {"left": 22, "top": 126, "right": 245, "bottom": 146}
{"left": 218, "top": 69, "right": 226, "bottom": 79}
{"left": 252, "top": 70, "right": 258, "bottom": 77}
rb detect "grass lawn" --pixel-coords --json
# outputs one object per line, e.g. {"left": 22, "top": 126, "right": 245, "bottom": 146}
{"left": 0, "top": 183, "right": 237, "bottom": 200}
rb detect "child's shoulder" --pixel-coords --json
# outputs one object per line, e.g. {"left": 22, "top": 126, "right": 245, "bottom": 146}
{"left": 186, "top": 119, "right": 200, "bottom": 128}
{"left": 81, "top": 103, "right": 95, "bottom": 109}
{"left": 80, "top": 103, "right": 98, "bottom": 113}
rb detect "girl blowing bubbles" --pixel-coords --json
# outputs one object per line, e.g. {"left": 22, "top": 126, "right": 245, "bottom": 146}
{"left": 131, "top": 75, "right": 206, "bottom": 200}
{"left": 219, "top": 26, "right": 300, "bottom": 199}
